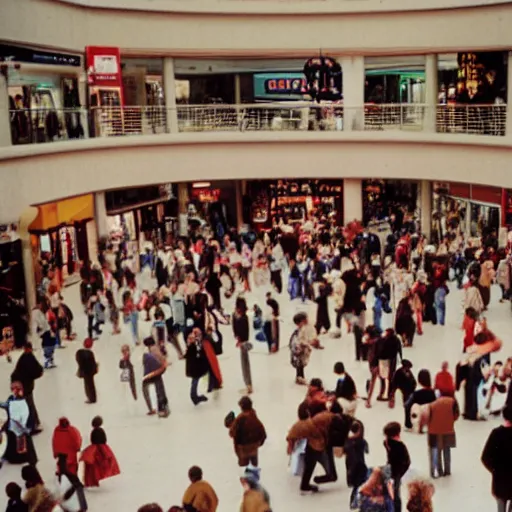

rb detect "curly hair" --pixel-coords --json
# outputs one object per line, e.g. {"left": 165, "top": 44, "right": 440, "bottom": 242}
{"left": 406, "top": 478, "right": 434, "bottom": 512}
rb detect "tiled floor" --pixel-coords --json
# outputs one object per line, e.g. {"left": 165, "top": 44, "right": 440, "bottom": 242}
{"left": 0, "top": 271, "right": 510, "bottom": 511}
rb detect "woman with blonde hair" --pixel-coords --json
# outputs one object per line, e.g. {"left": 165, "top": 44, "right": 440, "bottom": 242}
{"left": 406, "top": 478, "right": 434, "bottom": 512}
{"left": 355, "top": 466, "right": 394, "bottom": 512}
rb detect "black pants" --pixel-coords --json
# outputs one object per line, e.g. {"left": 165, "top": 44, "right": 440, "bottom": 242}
{"left": 296, "top": 365, "right": 305, "bottom": 379}
{"left": 87, "top": 315, "right": 101, "bottom": 339}
{"left": 25, "top": 391, "right": 41, "bottom": 429}
{"left": 271, "top": 270, "right": 282, "bottom": 294}
{"left": 300, "top": 445, "right": 331, "bottom": 490}
{"left": 83, "top": 375, "right": 97, "bottom": 403}
{"left": 354, "top": 325, "right": 365, "bottom": 361}
{"left": 143, "top": 375, "right": 169, "bottom": 413}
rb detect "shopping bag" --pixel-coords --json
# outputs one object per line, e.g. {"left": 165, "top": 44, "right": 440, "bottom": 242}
{"left": 290, "top": 439, "right": 307, "bottom": 476}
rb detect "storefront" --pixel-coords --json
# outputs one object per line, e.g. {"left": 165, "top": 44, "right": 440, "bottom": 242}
{"left": 1, "top": 43, "right": 84, "bottom": 144}
{"left": 362, "top": 179, "right": 419, "bottom": 226}
{"left": 105, "top": 184, "right": 175, "bottom": 265}
{"left": 29, "top": 195, "right": 97, "bottom": 288}
{"left": 433, "top": 182, "right": 503, "bottom": 242}
{"left": 0, "top": 224, "right": 28, "bottom": 349}
{"left": 246, "top": 179, "right": 343, "bottom": 229}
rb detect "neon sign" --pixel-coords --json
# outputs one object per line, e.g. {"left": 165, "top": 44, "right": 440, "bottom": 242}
{"left": 265, "top": 78, "right": 306, "bottom": 95}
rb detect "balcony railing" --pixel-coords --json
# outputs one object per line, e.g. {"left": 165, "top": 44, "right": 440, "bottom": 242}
{"left": 7, "top": 103, "right": 508, "bottom": 145}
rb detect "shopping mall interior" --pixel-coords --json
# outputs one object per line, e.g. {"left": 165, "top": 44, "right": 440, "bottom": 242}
{"left": 1, "top": 1, "right": 512, "bottom": 511}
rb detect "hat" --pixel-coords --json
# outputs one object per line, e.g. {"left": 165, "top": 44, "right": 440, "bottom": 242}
{"left": 83, "top": 338, "right": 94, "bottom": 349}
{"left": 241, "top": 465, "right": 261, "bottom": 485}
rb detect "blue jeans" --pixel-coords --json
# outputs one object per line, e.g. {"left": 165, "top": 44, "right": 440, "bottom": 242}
{"left": 373, "top": 302, "right": 383, "bottom": 333}
{"left": 288, "top": 277, "right": 300, "bottom": 300}
{"left": 190, "top": 377, "right": 207, "bottom": 404}
{"left": 429, "top": 446, "right": 451, "bottom": 477}
{"left": 43, "top": 346, "right": 55, "bottom": 368}
{"left": 129, "top": 311, "right": 139, "bottom": 344}
{"left": 434, "top": 292, "right": 446, "bottom": 326}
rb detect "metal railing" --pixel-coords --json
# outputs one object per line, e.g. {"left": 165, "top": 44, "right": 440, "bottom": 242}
{"left": 7, "top": 103, "right": 508, "bottom": 144}
{"left": 436, "top": 104, "right": 506, "bottom": 136}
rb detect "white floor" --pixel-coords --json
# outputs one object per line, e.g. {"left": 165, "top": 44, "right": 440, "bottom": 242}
{"left": 0, "top": 272, "right": 511, "bottom": 511}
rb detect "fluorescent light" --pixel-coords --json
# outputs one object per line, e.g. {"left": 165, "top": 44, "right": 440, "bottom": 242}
{"left": 192, "top": 182, "right": 211, "bottom": 188}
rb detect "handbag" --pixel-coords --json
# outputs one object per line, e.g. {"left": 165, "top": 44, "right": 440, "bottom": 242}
{"left": 120, "top": 368, "right": 131, "bottom": 382}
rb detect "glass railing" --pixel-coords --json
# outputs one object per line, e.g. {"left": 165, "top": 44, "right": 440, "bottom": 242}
{"left": 6, "top": 103, "right": 508, "bottom": 145}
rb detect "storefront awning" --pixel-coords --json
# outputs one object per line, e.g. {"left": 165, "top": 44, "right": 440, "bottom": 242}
{"left": 29, "top": 195, "right": 94, "bottom": 232}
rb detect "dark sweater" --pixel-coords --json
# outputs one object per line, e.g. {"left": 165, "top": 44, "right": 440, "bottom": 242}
{"left": 481, "top": 425, "right": 512, "bottom": 500}
{"left": 232, "top": 314, "right": 249, "bottom": 343}
{"left": 334, "top": 374, "right": 357, "bottom": 401}
{"left": 385, "top": 438, "right": 411, "bottom": 479}
{"left": 91, "top": 427, "right": 107, "bottom": 445}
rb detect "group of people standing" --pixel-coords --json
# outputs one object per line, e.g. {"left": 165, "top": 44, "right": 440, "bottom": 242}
{"left": 1, "top": 208, "right": 512, "bottom": 512}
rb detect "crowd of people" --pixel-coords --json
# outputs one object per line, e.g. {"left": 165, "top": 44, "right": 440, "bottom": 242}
{"left": 1, "top": 209, "right": 512, "bottom": 512}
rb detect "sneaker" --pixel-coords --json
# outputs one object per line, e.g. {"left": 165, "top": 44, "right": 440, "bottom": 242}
{"left": 146, "top": 410, "right": 157, "bottom": 416}
{"left": 295, "top": 377, "right": 308, "bottom": 386}
{"left": 300, "top": 485, "right": 319, "bottom": 494}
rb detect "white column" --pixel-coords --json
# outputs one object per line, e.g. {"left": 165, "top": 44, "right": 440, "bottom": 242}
{"left": 420, "top": 180, "right": 432, "bottom": 241}
{"left": 343, "top": 178, "right": 363, "bottom": 223}
{"left": 19, "top": 206, "right": 39, "bottom": 327}
{"left": 94, "top": 192, "right": 109, "bottom": 239}
{"left": 0, "top": 74, "right": 12, "bottom": 147}
{"left": 163, "top": 57, "right": 179, "bottom": 134}
{"left": 234, "top": 74, "right": 241, "bottom": 104}
{"left": 425, "top": 54, "right": 438, "bottom": 132}
{"left": 506, "top": 52, "right": 512, "bottom": 138}
{"left": 177, "top": 183, "right": 189, "bottom": 236}
{"left": 340, "top": 56, "right": 365, "bottom": 131}
{"left": 78, "top": 72, "right": 90, "bottom": 139}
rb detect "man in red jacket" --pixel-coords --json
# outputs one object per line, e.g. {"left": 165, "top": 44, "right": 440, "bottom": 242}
{"left": 52, "top": 417, "right": 82, "bottom": 475}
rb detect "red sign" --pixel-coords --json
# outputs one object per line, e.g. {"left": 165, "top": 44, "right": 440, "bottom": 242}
{"left": 191, "top": 188, "right": 220, "bottom": 203}
{"left": 85, "top": 46, "right": 122, "bottom": 87}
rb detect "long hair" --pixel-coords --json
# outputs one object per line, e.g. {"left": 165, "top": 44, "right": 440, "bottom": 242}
{"left": 406, "top": 479, "right": 434, "bottom": 512}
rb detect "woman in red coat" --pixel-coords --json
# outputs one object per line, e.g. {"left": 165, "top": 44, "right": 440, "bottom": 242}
{"left": 52, "top": 417, "right": 82, "bottom": 476}
{"left": 80, "top": 416, "right": 120, "bottom": 487}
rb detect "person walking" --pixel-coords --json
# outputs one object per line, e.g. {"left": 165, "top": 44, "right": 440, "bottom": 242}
{"left": 119, "top": 344, "right": 137, "bottom": 401}
{"left": 185, "top": 329, "right": 209, "bottom": 406}
{"left": 11, "top": 342, "right": 43, "bottom": 435}
{"left": 427, "top": 391, "right": 460, "bottom": 478}
{"left": 31, "top": 302, "right": 57, "bottom": 369}
{"left": 182, "top": 466, "right": 219, "bottom": 512}
{"left": 383, "top": 421, "right": 411, "bottom": 512}
{"left": 227, "top": 396, "right": 267, "bottom": 467}
{"left": 52, "top": 416, "right": 82, "bottom": 476}
{"left": 142, "top": 337, "right": 170, "bottom": 417}
{"left": 75, "top": 338, "right": 99, "bottom": 404}
{"left": 481, "top": 406, "right": 512, "bottom": 512}
{"left": 233, "top": 297, "right": 253, "bottom": 395}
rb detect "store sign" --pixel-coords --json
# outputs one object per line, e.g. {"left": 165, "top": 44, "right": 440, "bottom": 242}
{"left": 0, "top": 43, "right": 81, "bottom": 67}
{"left": 85, "top": 46, "right": 122, "bottom": 86}
{"left": 265, "top": 78, "right": 306, "bottom": 95}
{"left": 191, "top": 188, "right": 220, "bottom": 203}
{"left": 269, "top": 180, "right": 342, "bottom": 198}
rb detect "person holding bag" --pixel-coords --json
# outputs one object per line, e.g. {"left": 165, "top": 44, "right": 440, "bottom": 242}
{"left": 75, "top": 338, "right": 98, "bottom": 404}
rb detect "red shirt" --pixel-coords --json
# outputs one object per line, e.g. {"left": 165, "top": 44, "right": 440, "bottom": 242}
{"left": 435, "top": 370, "right": 455, "bottom": 397}
{"left": 462, "top": 315, "right": 475, "bottom": 350}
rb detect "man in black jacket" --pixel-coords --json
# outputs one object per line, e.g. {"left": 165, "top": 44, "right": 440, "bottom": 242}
{"left": 333, "top": 361, "right": 357, "bottom": 416}
{"left": 75, "top": 338, "right": 98, "bottom": 403}
{"left": 481, "top": 406, "right": 512, "bottom": 511}
{"left": 11, "top": 342, "right": 43, "bottom": 434}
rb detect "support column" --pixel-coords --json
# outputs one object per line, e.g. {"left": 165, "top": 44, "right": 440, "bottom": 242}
{"left": 163, "top": 57, "right": 179, "bottom": 134}
{"left": 420, "top": 180, "right": 432, "bottom": 241}
{"left": 339, "top": 56, "right": 365, "bottom": 131}
{"left": 234, "top": 74, "right": 241, "bottom": 105}
{"left": 343, "top": 179, "right": 363, "bottom": 223}
{"left": 506, "top": 52, "right": 512, "bottom": 138}
{"left": 94, "top": 192, "right": 109, "bottom": 240}
{"left": 235, "top": 180, "right": 244, "bottom": 231}
{"left": 19, "top": 207, "right": 39, "bottom": 330}
{"left": 0, "top": 74, "right": 12, "bottom": 147}
{"left": 78, "top": 72, "right": 90, "bottom": 139}
{"left": 425, "top": 54, "right": 438, "bottom": 132}
{"left": 177, "top": 183, "right": 189, "bottom": 236}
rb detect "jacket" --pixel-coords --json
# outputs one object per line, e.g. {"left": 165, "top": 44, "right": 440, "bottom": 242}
{"left": 233, "top": 314, "right": 250, "bottom": 343}
{"left": 481, "top": 425, "right": 512, "bottom": 500}
{"left": 182, "top": 480, "right": 219, "bottom": 512}
{"left": 52, "top": 424, "right": 82, "bottom": 473}
{"left": 335, "top": 374, "right": 357, "bottom": 401}
{"left": 286, "top": 412, "right": 334, "bottom": 453}
{"left": 75, "top": 349, "right": 98, "bottom": 378}
{"left": 11, "top": 352, "right": 43, "bottom": 394}
{"left": 229, "top": 410, "right": 267, "bottom": 447}
{"left": 428, "top": 396, "right": 459, "bottom": 435}
{"left": 240, "top": 488, "right": 271, "bottom": 512}
{"left": 185, "top": 343, "right": 208, "bottom": 379}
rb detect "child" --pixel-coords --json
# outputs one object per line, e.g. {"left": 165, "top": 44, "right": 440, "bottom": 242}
{"left": 119, "top": 344, "right": 137, "bottom": 400}
{"left": 344, "top": 420, "right": 369, "bottom": 509}
{"left": 152, "top": 307, "right": 168, "bottom": 357}
{"left": 80, "top": 416, "right": 121, "bottom": 488}
{"left": 105, "top": 290, "right": 120, "bottom": 335}
{"left": 434, "top": 361, "right": 455, "bottom": 397}
{"left": 5, "top": 482, "right": 28, "bottom": 512}
{"left": 406, "top": 478, "right": 434, "bottom": 512}
{"left": 383, "top": 421, "right": 411, "bottom": 512}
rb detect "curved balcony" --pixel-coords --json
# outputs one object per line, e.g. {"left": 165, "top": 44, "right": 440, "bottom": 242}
{"left": 2, "top": 124, "right": 512, "bottom": 223}
{"left": 3, "top": 0, "right": 512, "bottom": 55}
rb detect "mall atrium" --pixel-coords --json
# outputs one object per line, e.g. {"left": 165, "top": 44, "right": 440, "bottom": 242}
{"left": 0, "top": 1, "right": 512, "bottom": 511}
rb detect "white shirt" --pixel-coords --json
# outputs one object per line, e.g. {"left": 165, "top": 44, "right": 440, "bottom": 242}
{"left": 31, "top": 309, "right": 50, "bottom": 335}
{"left": 50, "top": 292, "right": 61, "bottom": 309}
